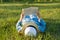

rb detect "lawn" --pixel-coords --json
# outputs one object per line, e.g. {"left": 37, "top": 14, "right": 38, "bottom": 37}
{"left": 0, "top": 3, "right": 60, "bottom": 40}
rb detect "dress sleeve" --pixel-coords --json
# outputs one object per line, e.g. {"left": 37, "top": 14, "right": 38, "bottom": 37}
{"left": 40, "top": 18, "right": 46, "bottom": 26}
{"left": 38, "top": 18, "right": 46, "bottom": 32}
{"left": 16, "top": 20, "right": 22, "bottom": 32}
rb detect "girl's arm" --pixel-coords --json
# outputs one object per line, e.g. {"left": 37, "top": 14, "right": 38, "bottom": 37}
{"left": 37, "top": 10, "right": 46, "bottom": 32}
{"left": 19, "top": 9, "right": 24, "bottom": 21}
{"left": 16, "top": 9, "right": 24, "bottom": 32}
{"left": 37, "top": 10, "right": 41, "bottom": 19}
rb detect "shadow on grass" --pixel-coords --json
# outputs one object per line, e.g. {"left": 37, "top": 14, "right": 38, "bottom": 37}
{"left": 41, "top": 18, "right": 60, "bottom": 40}
{"left": 45, "top": 18, "right": 60, "bottom": 33}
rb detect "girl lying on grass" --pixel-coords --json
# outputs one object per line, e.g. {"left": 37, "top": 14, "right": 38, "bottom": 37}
{"left": 16, "top": 7, "right": 46, "bottom": 37}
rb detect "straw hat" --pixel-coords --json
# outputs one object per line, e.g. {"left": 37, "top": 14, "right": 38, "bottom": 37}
{"left": 19, "top": 7, "right": 39, "bottom": 35}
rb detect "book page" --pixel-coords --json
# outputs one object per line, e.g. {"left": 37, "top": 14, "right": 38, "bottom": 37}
{"left": 22, "top": 7, "right": 38, "bottom": 16}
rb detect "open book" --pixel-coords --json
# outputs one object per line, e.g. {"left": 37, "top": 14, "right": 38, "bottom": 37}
{"left": 22, "top": 7, "right": 39, "bottom": 16}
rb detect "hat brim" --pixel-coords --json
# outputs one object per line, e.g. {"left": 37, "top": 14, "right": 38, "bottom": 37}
{"left": 21, "top": 22, "right": 39, "bottom": 33}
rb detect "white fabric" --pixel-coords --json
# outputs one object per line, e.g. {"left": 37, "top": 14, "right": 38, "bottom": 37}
{"left": 38, "top": 18, "right": 41, "bottom": 22}
{"left": 22, "top": 18, "right": 31, "bottom": 25}
{"left": 17, "top": 26, "right": 22, "bottom": 32}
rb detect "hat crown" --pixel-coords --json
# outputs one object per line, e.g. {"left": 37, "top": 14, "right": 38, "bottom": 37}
{"left": 24, "top": 27, "right": 37, "bottom": 37}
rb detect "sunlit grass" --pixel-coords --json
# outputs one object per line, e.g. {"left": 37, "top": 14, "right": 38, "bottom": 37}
{"left": 0, "top": 4, "right": 60, "bottom": 40}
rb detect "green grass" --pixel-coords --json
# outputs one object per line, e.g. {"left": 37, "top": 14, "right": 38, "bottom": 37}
{"left": 0, "top": 3, "right": 60, "bottom": 40}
